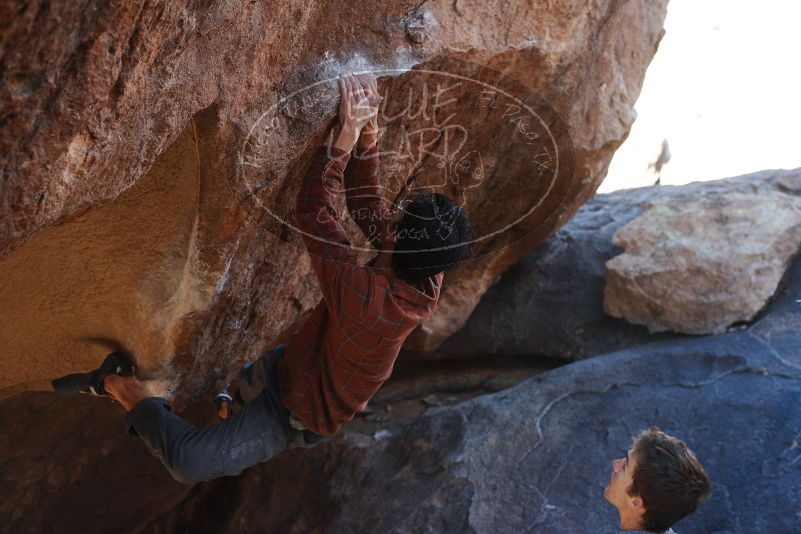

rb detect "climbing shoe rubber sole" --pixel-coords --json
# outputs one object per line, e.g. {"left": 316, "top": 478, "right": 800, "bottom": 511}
{"left": 52, "top": 351, "right": 136, "bottom": 397}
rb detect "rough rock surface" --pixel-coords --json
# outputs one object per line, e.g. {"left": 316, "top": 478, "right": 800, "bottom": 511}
{"left": 604, "top": 191, "right": 801, "bottom": 334}
{"left": 0, "top": 355, "right": 559, "bottom": 534}
{"left": 439, "top": 167, "right": 801, "bottom": 360}
{"left": 0, "top": 0, "right": 667, "bottom": 400}
{"left": 0, "top": 392, "right": 193, "bottom": 534}
{"left": 139, "top": 247, "right": 801, "bottom": 533}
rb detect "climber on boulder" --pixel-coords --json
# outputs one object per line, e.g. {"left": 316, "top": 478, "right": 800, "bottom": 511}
{"left": 604, "top": 427, "right": 712, "bottom": 533}
{"left": 69, "top": 72, "right": 472, "bottom": 484}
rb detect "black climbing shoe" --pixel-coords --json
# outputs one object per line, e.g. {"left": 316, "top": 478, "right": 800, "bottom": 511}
{"left": 52, "top": 352, "right": 137, "bottom": 398}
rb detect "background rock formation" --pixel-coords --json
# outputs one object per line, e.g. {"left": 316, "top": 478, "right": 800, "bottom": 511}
{"left": 0, "top": 0, "right": 668, "bottom": 401}
{"left": 439, "top": 168, "right": 801, "bottom": 360}
{"left": 604, "top": 190, "right": 801, "bottom": 334}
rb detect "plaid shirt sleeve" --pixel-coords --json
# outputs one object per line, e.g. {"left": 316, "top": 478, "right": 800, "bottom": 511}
{"left": 344, "top": 143, "right": 392, "bottom": 250}
{"left": 295, "top": 144, "right": 373, "bottom": 321}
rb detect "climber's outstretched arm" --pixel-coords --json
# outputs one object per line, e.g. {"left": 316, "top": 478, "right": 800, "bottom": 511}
{"left": 294, "top": 73, "right": 378, "bottom": 265}
{"left": 294, "top": 137, "right": 357, "bottom": 267}
{"left": 293, "top": 73, "right": 381, "bottom": 313}
{"left": 343, "top": 74, "right": 391, "bottom": 250}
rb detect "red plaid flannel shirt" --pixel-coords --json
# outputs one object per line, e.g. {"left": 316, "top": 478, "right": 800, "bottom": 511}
{"left": 278, "top": 142, "right": 444, "bottom": 435}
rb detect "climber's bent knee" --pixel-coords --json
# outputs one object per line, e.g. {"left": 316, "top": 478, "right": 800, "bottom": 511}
{"left": 125, "top": 388, "right": 292, "bottom": 484}
{"left": 124, "top": 346, "right": 293, "bottom": 483}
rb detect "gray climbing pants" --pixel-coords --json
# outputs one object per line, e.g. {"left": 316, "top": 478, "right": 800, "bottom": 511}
{"left": 124, "top": 345, "right": 314, "bottom": 484}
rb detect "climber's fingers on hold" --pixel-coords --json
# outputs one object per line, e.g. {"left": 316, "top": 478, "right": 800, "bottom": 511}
{"left": 343, "top": 73, "right": 355, "bottom": 97}
{"left": 353, "top": 72, "right": 370, "bottom": 91}
{"left": 352, "top": 74, "right": 377, "bottom": 116}
{"left": 340, "top": 73, "right": 351, "bottom": 101}
{"left": 338, "top": 74, "right": 353, "bottom": 124}
{"left": 340, "top": 73, "right": 378, "bottom": 127}
{"left": 353, "top": 73, "right": 382, "bottom": 110}
{"left": 349, "top": 74, "right": 366, "bottom": 103}
{"left": 368, "top": 77, "right": 382, "bottom": 105}
{"left": 355, "top": 71, "right": 376, "bottom": 90}
{"left": 344, "top": 74, "right": 369, "bottom": 123}
{"left": 345, "top": 75, "right": 360, "bottom": 111}
{"left": 352, "top": 78, "right": 367, "bottom": 120}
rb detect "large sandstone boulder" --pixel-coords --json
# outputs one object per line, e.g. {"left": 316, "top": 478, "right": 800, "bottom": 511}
{"left": 0, "top": 0, "right": 667, "bottom": 400}
{"left": 438, "top": 167, "right": 801, "bottom": 360}
{"left": 604, "top": 191, "right": 801, "bottom": 334}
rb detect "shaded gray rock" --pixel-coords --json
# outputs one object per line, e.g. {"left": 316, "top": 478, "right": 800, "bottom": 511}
{"left": 141, "top": 240, "right": 801, "bottom": 534}
{"left": 438, "top": 167, "right": 801, "bottom": 360}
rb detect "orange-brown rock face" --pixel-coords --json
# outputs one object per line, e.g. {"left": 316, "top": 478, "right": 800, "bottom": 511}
{"left": 0, "top": 0, "right": 667, "bottom": 401}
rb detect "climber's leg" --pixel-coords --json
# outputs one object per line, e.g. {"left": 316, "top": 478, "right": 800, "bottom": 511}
{"left": 237, "top": 345, "right": 326, "bottom": 446}
{"left": 123, "top": 390, "right": 292, "bottom": 483}
{"left": 214, "top": 345, "right": 284, "bottom": 420}
{"left": 237, "top": 344, "right": 285, "bottom": 405}
{"left": 109, "top": 350, "right": 294, "bottom": 484}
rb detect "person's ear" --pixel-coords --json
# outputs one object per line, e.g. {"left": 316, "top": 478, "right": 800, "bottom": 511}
{"left": 630, "top": 495, "right": 644, "bottom": 511}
